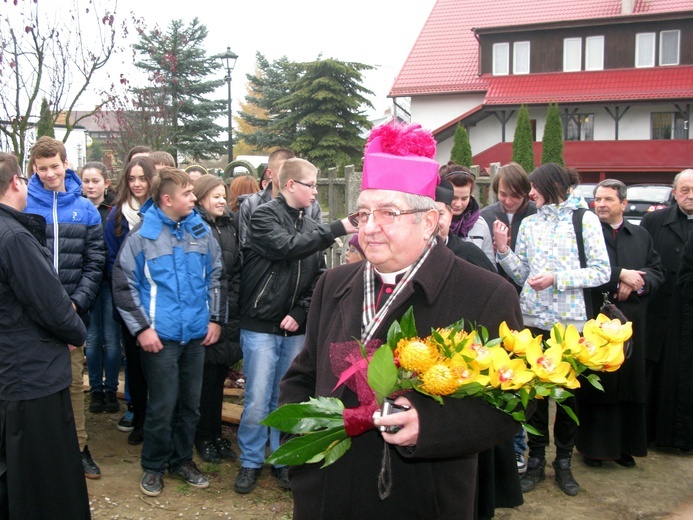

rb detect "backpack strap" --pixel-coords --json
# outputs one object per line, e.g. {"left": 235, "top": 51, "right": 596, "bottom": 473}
{"left": 572, "top": 208, "right": 594, "bottom": 319}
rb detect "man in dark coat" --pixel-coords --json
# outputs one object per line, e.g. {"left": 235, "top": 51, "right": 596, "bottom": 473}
{"left": 279, "top": 123, "right": 524, "bottom": 520}
{"left": 0, "top": 152, "right": 91, "bottom": 519}
{"left": 642, "top": 169, "right": 693, "bottom": 451}
{"left": 576, "top": 180, "right": 664, "bottom": 467}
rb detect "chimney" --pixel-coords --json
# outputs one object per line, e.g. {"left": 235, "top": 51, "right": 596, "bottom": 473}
{"left": 622, "top": 0, "right": 635, "bottom": 15}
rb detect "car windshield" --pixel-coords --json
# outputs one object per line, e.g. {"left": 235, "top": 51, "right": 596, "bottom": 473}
{"left": 626, "top": 186, "right": 671, "bottom": 203}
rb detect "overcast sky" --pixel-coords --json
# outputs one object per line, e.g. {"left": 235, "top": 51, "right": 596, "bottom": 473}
{"left": 87, "top": 0, "right": 437, "bottom": 117}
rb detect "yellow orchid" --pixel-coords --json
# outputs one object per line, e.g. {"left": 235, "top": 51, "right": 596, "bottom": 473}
{"left": 449, "top": 354, "right": 491, "bottom": 388}
{"left": 525, "top": 341, "right": 576, "bottom": 386}
{"left": 584, "top": 314, "right": 633, "bottom": 344}
{"left": 432, "top": 327, "right": 474, "bottom": 352}
{"left": 500, "top": 322, "right": 544, "bottom": 357}
{"left": 395, "top": 338, "right": 438, "bottom": 374}
{"left": 488, "top": 348, "right": 535, "bottom": 390}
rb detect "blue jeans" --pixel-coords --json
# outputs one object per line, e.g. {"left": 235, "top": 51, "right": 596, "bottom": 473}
{"left": 513, "top": 428, "right": 527, "bottom": 455}
{"left": 238, "top": 330, "right": 304, "bottom": 468}
{"left": 85, "top": 281, "right": 122, "bottom": 393}
{"left": 140, "top": 338, "right": 205, "bottom": 474}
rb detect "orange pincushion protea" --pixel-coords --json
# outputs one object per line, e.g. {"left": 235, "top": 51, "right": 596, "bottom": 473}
{"left": 395, "top": 338, "right": 438, "bottom": 374}
{"left": 419, "top": 362, "right": 461, "bottom": 396}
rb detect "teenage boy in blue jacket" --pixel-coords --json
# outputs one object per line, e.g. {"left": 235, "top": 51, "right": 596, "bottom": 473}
{"left": 25, "top": 136, "right": 105, "bottom": 480}
{"left": 112, "top": 167, "right": 226, "bottom": 497}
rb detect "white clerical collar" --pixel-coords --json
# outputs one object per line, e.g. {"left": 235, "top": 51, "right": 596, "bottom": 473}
{"left": 609, "top": 219, "right": 624, "bottom": 229}
{"left": 375, "top": 265, "right": 411, "bottom": 285}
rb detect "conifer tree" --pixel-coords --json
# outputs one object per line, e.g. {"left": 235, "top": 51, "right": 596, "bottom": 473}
{"left": 512, "top": 105, "right": 534, "bottom": 174}
{"left": 36, "top": 98, "right": 55, "bottom": 139}
{"left": 542, "top": 103, "right": 565, "bottom": 166}
{"left": 450, "top": 124, "right": 472, "bottom": 167}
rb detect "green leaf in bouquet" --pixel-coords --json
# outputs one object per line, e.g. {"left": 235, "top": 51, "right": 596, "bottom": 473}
{"left": 549, "top": 386, "right": 574, "bottom": 402}
{"left": 452, "top": 382, "right": 485, "bottom": 397}
{"left": 265, "top": 426, "right": 348, "bottom": 466}
{"left": 398, "top": 306, "right": 418, "bottom": 338}
{"left": 557, "top": 400, "right": 580, "bottom": 425}
{"left": 519, "top": 387, "right": 531, "bottom": 409}
{"left": 386, "top": 320, "right": 404, "bottom": 350}
{"left": 367, "top": 345, "right": 398, "bottom": 403}
{"left": 511, "top": 410, "right": 526, "bottom": 422}
{"left": 523, "top": 423, "right": 541, "bottom": 436}
{"left": 478, "top": 324, "right": 489, "bottom": 344}
{"left": 484, "top": 337, "right": 503, "bottom": 349}
{"left": 552, "top": 323, "right": 563, "bottom": 344}
{"left": 321, "top": 437, "right": 352, "bottom": 468}
{"left": 585, "top": 373, "right": 604, "bottom": 391}
{"left": 535, "top": 384, "right": 551, "bottom": 397}
{"left": 261, "top": 397, "right": 345, "bottom": 434}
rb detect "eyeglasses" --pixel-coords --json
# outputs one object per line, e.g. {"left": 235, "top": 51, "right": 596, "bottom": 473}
{"left": 16, "top": 175, "right": 29, "bottom": 185}
{"left": 347, "top": 208, "right": 428, "bottom": 228}
{"left": 293, "top": 179, "right": 318, "bottom": 191}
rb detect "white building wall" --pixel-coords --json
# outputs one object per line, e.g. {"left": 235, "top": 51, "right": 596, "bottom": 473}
{"left": 410, "top": 93, "right": 486, "bottom": 132}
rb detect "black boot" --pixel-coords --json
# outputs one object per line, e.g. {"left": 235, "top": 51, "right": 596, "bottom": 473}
{"left": 519, "top": 457, "right": 546, "bottom": 493}
{"left": 553, "top": 458, "right": 580, "bottom": 496}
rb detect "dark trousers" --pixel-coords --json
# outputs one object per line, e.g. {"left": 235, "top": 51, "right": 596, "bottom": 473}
{"left": 0, "top": 388, "right": 91, "bottom": 520}
{"left": 526, "top": 327, "right": 577, "bottom": 461}
{"left": 140, "top": 339, "right": 205, "bottom": 474}
{"left": 195, "top": 364, "right": 228, "bottom": 443}
{"left": 122, "top": 324, "right": 148, "bottom": 428}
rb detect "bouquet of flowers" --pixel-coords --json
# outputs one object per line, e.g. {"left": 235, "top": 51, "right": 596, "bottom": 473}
{"left": 261, "top": 307, "right": 632, "bottom": 468}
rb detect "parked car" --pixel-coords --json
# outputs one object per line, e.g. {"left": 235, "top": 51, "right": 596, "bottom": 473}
{"left": 624, "top": 184, "right": 674, "bottom": 224}
{"left": 573, "top": 183, "right": 598, "bottom": 210}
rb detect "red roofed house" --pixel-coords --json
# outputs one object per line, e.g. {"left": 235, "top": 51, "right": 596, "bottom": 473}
{"left": 390, "top": 0, "right": 693, "bottom": 183}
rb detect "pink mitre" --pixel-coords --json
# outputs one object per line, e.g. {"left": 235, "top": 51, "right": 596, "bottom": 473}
{"left": 362, "top": 121, "right": 440, "bottom": 199}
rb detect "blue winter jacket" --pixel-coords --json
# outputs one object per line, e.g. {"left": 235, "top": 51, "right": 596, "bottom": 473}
{"left": 25, "top": 169, "right": 105, "bottom": 316}
{"left": 111, "top": 203, "right": 226, "bottom": 344}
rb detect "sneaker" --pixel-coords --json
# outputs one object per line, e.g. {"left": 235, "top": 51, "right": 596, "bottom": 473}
{"left": 82, "top": 445, "right": 101, "bottom": 479}
{"left": 117, "top": 408, "right": 135, "bottom": 432}
{"left": 516, "top": 452, "right": 527, "bottom": 474}
{"left": 169, "top": 461, "right": 209, "bottom": 489}
{"left": 140, "top": 471, "right": 164, "bottom": 496}
{"left": 213, "top": 436, "right": 237, "bottom": 461}
{"left": 128, "top": 426, "right": 144, "bottom": 445}
{"left": 271, "top": 466, "right": 291, "bottom": 490}
{"left": 196, "top": 440, "right": 221, "bottom": 463}
{"left": 519, "top": 457, "right": 545, "bottom": 493}
{"left": 104, "top": 391, "right": 120, "bottom": 413}
{"left": 88, "top": 391, "right": 105, "bottom": 414}
{"left": 553, "top": 458, "right": 580, "bottom": 496}
{"left": 234, "top": 467, "right": 262, "bottom": 494}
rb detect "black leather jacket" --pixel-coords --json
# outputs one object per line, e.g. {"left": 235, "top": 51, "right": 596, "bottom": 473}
{"left": 239, "top": 194, "right": 344, "bottom": 335}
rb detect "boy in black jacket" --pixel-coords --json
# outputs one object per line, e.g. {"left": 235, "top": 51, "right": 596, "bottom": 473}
{"left": 235, "top": 158, "right": 356, "bottom": 494}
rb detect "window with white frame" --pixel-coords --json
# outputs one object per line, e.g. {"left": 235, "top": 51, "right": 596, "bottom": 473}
{"left": 585, "top": 36, "right": 604, "bottom": 71}
{"left": 563, "top": 38, "right": 582, "bottom": 72}
{"left": 660, "top": 30, "right": 680, "bottom": 66}
{"left": 493, "top": 43, "right": 509, "bottom": 75}
{"left": 651, "top": 112, "right": 686, "bottom": 139}
{"left": 635, "top": 32, "right": 655, "bottom": 67}
{"left": 513, "top": 41, "right": 530, "bottom": 74}
{"left": 565, "top": 113, "right": 594, "bottom": 141}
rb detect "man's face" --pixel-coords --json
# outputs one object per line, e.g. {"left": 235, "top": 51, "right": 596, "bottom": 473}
{"left": 33, "top": 154, "right": 68, "bottom": 192}
{"left": 357, "top": 189, "right": 437, "bottom": 273}
{"left": 497, "top": 180, "right": 525, "bottom": 213}
{"left": 436, "top": 201, "right": 453, "bottom": 238}
{"left": 673, "top": 171, "right": 693, "bottom": 215}
{"left": 164, "top": 182, "right": 197, "bottom": 220}
{"left": 594, "top": 186, "right": 626, "bottom": 225}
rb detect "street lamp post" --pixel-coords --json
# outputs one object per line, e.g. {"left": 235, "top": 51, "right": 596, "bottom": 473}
{"left": 220, "top": 46, "right": 238, "bottom": 165}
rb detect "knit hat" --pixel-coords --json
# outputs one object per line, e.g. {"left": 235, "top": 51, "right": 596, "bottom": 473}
{"left": 362, "top": 122, "right": 440, "bottom": 199}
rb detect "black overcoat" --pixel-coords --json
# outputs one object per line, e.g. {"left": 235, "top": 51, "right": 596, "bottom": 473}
{"left": 580, "top": 220, "right": 665, "bottom": 404}
{"left": 641, "top": 205, "right": 693, "bottom": 449}
{"left": 280, "top": 240, "right": 524, "bottom": 520}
